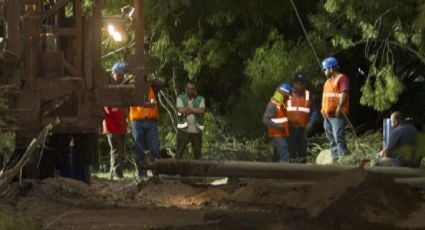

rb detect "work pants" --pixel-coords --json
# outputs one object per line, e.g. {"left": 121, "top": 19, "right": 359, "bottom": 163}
{"left": 176, "top": 130, "right": 202, "bottom": 159}
{"left": 323, "top": 117, "right": 348, "bottom": 160}
{"left": 271, "top": 137, "right": 290, "bottom": 162}
{"left": 131, "top": 120, "right": 160, "bottom": 176}
{"left": 288, "top": 126, "right": 307, "bottom": 163}
{"left": 107, "top": 133, "right": 125, "bottom": 179}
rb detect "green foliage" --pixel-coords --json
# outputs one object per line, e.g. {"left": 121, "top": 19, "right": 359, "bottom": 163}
{"left": 360, "top": 64, "right": 404, "bottom": 111}
{"left": 202, "top": 111, "right": 223, "bottom": 150}
{"left": 235, "top": 28, "right": 321, "bottom": 136}
{"left": 245, "top": 29, "right": 289, "bottom": 85}
{"left": 324, "top": 0, "right": 340, "bottom": 14}
{"left": 414, "top": 2, "right": 425, "bottom": 29}
{"left": 338, "top": 130, "right": 383, "bottom": 165}
{"left": 411, "top": 32, "right": 423, "bottom": 47}
{"left": 393, "top": 20, "right": 408, "bottom": 44}
{"left": 203, "top": 111, "right": 271, "bottom": 161}
{"left": 206, "top": 11, "right": 236, "bottom": 27}
{"left": 97, "top": 0, "right": 425, "bottom": 143}
{"left": 331, "top": 35, "right": 354, "bottom": 49}
{"left": 315, "top": 0, "right": 425, "bottom": 112}
{"left": 150, "top": 33, "right": 179, "bottom": 64}
{"left": 204, "top": 39, "right": 230, "bottom": 69}
{"left": 359, "top": 21, "right": 379, "bottom": 40}
{"left": 181, "top": 34, "right": 202, "bottom": 79}
{"left": 309, "top": 129, "right": 382, "bottom": 165}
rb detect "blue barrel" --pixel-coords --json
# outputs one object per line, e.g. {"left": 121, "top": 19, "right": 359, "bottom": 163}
{"left": 383, "top": 118, "right": 393, "bottom": 149}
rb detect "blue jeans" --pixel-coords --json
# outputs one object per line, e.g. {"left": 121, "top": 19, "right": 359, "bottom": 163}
{"left": 323, "top": 117, "right": 348, "bottom": 159}
{"left": 131, "top": 120, "right": 160, "bottom": 175}
{"left": 288, "top": 126, "right": 307, "bottom": 163}
{"left": 271, "top": 137, "right": 290, "bottom": 162}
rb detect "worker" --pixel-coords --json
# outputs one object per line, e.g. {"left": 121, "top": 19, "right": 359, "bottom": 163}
{"left": 130, "top": 79, "right": 161, "bottom": 179}
{"left": 175, "top": 81, "right": 206, "bottom": 159}
{"left": 321, "top": 56, "right": 350, "bottom": 164}
{"left": 263, "top": 83, "right": 292, "bottom": 162}
{"left": 287, "top": 73, "right": 318, "bottom": 163}
{"left": 374, "top": 111, "right": 420, "bottom": 167}
{"left": 102, "top": 61, "right": 128, "bottom": 180}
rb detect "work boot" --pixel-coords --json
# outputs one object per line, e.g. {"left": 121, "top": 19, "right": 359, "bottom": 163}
{"left": 136, "top": 161, "right": 149, "bottom": 178}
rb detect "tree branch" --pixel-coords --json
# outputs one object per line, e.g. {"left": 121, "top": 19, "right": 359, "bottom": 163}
{"left": 0, "top": 124, "right": 52, "bottom": 192}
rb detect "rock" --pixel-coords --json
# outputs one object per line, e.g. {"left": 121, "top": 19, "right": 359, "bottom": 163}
{"left": 315, "top": 149, "right": 333, "bottom": 165}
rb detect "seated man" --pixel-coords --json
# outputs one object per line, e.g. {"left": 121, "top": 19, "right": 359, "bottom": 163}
{"left": 374, "top": 111, "right": 420, "bottom": 168}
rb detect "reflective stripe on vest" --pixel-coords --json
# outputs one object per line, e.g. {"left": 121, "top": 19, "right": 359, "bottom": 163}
{"left": 321, "top": 74, "right": 349, "bottom": 115}
{"left": 287, "top": 90, "right": 312, "bottom": 128}
{"left": 323, "top": 92, "right": 344, "bottom": 98}
{"left": 177, "top": 112, "right": 188, "bottom": 128}
{"left": 271, "top": 117, "right": 289, "bottom": 123}
{"left": 267, "top": 100, "right": 289, "bottom": 138}
{"left": 176, "top": 94, "right": 205, "bottom": 131}
{"left": 177, "top": 122, "right": 188, "bottom": 129}
{"left": 287, "top": 100, "right": 311, "bottom": 113}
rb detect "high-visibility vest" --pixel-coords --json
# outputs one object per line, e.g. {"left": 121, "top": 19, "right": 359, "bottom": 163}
{"left": 177, "top": 94, "right": 205, "bottom": 131}
{"left": 287, "top": 90, "right": 311, "bottom": 128}
{"left": 129, "top": 87, "right": 159, "bottom": 121}
{"left": 267, "top": 100, "right": 289, "bottom": 138}
{"left": 321, "top": 74, "right": 349, "bottom": 116}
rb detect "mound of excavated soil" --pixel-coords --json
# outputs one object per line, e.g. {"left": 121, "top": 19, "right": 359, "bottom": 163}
{"left": 3, "top": 168, "right": 424, "bottom": 229}
{"left": 315, "top": 169, "right": 422, "bottom": 228}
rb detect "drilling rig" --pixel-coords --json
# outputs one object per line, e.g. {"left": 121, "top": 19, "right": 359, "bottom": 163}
{"left": 0, "top": 0, "right": 150, "bottom": 182}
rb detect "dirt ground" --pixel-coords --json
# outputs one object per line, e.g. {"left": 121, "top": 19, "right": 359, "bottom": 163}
{"left": 1, "top": 168, "right": 425, "bottom": 229}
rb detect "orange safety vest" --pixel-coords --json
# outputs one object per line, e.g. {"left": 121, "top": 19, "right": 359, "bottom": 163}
{"left": 321, "top": 74, "right": 349, "bottom": 116}
{"left": 267, "top": 100, "right": 289, "bottom": 138}
{"left": 287, "top": 90, "right": 311, "bottom": 128}
{"left": 129, "top": 87, "right": 159, "bottom": 121}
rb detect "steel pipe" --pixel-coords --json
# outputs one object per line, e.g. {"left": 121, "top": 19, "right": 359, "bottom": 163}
{"left": 153, "top": 159, "right": 425, "bottom": 180}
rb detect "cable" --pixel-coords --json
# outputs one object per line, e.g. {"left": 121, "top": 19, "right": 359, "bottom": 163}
{"left": 288, "top": 0, "right": 321, "bottom": 68}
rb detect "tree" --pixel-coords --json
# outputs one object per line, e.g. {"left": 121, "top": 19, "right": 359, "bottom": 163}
{"left": 311, "top": 0, "right": 425, "bottom": 115}
{"left": 145, "top": 0, "right": 320, "bottom": 137}
{"left": 100, "top": 0, "right": 425, "bottom": 140}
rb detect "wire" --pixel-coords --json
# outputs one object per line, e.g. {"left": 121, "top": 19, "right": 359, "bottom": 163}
{"left": 288, "top": 0, "right": 322, "bottom": 68}
{"left": 290, "top": 0, "right": 361, "bottom": 153}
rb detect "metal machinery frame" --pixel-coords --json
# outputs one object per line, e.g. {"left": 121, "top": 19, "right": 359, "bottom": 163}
{"left": 1, "top": 0, "right": 149, "bottom": 148}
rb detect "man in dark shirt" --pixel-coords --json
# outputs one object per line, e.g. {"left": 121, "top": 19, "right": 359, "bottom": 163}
{"left": 375, "top": 111, "right": 420, "bottom": 167}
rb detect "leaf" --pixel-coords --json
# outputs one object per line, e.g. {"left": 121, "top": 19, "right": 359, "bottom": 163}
{"left": 360, "top": 64, "right": 404, "bottom": 111}
{"left": 411, "top": 32, "right": 422, "bottom": 47}
{"left": 359, "top": 21, "right": 378, "bottom": 39}
{"left": 331, "top": 36, "right": 354, "bottom": 49}
{"left": 393, "top": 20, "right": 408, "bottom": 44}
{"left": 324, "top": 0, "right": 340, "bottom": 13}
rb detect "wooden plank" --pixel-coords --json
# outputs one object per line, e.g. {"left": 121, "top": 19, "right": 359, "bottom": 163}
{"left": 74, "top": 0, "right": 83, "bottom": 77}
{"left": 52, "top": 27, "right": 77, "bottom": 37}
{"left": 4, "top": 0, "right": 23, "bottom": 87}
{"left": 83, "top": 17, "right": 93, "bottom": 89}
{"left": 64, "top": 59, "right": 79, "bottom": 77}
{"left": 91, "top": 0, "right": 105, "bottom": 88}
{"left": 133, "top": 0, "right": 149, "bottom": 105}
